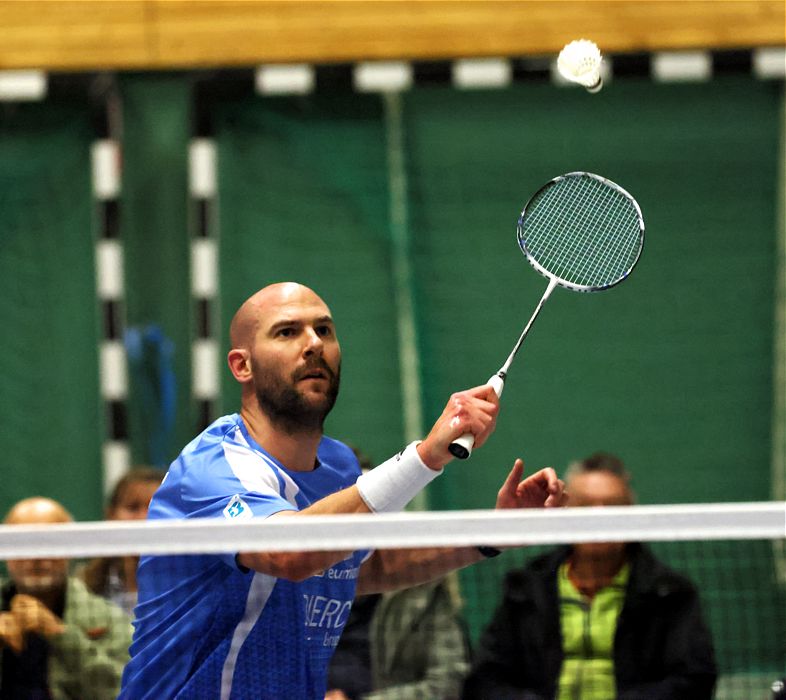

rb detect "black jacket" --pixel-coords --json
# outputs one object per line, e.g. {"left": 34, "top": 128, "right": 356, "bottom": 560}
{"left": 463, "top": 544, "right": 717, "bottom": 700}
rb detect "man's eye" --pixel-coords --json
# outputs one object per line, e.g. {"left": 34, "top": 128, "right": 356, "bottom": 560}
{"left": 316, "top": 326, "right": 332, "bottom": 337}
{"left": 278, "top": 328, "right": 295, "bottom": 337}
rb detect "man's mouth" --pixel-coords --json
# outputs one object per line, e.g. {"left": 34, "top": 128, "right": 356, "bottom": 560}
{"left": 297, "top": 364, "right": 332, "bottom": 382}
{"left": 300, "top": 370, "right": 327, "bottom": 380}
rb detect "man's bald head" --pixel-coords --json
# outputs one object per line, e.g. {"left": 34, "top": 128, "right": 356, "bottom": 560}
{"left": 227, "top": 282, "right": 341, "bottom": 433}
{"left": 5, "top": 498, "right": 73, "bottom": 595}
{"left": 4, "top": 497, "right": 73, "bottom": 526}
{"left": 229, "top": 283, "right": 329, "bottom": 350}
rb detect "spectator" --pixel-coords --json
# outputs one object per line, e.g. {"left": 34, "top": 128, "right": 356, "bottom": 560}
{"left": 79, "top": 467, "right": 163, "bottom": 616}
{"left": 327, "top": 448, "right": 470, "bottom": 700}
{"left": 0, "top": 497, "right": 133, "bottom": 700}
{"left": 463, "top": 452, "right": 717, "bottom": 700}
{"left": 326, "top": 575, "right": 470, "bottom": 700}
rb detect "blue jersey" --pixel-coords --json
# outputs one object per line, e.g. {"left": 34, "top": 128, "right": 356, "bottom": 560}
{"left": 119, "top": 414, "right": 367, "bottom": 700}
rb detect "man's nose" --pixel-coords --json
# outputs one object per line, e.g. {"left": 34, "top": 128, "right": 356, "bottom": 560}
{"left": 303, "top": 328, "right": 324, "bottom": 355}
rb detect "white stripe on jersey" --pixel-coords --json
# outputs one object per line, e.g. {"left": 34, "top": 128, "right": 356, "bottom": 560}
{"left": 220, "top": 572, "right": 277, "bottom": 700}
{"left": 222, "top": 427, "right": 301, "bottom": 506}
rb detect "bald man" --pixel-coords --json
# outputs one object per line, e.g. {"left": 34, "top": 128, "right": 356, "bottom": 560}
{"left": 121, "top": 282, "right": 567, "bottom": 699}
{"left": 464, "top": 453, "right": 717, "bottom": 700}
{"left": 0, "top": 497, "right": 133, "bottom": 700}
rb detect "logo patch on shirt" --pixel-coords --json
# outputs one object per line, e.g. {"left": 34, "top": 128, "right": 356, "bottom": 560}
{"left": 223, "top": 494, "right": 252, "bottom": 520}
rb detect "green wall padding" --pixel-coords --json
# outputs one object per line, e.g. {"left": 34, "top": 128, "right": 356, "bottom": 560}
{"left": 0, "top": 102, "right": 102, "bottom": 520}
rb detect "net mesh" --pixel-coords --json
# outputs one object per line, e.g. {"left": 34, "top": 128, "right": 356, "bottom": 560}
{"left": 518, "top": 172, "right": 644, "bottom": 290}
{"left": 0, "top": 504, "right": 783, "bottom": 699}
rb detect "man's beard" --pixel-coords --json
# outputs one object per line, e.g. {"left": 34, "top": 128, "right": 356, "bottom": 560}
{"left": 253, "top": 359, "right": 340, "bottom": 434}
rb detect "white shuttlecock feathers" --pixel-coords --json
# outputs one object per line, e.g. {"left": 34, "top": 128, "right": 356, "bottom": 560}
{"left": 557, "top": 39, "right": 603, "bottom": 93}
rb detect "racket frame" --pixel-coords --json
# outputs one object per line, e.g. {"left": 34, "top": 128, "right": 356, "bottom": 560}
{"left": 517, "top": 171, "right": 645, "bottom": 293}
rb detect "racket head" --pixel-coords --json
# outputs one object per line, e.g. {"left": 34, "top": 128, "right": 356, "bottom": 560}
{"left": 517, "top": 172, "right": 644, "bottom": 293}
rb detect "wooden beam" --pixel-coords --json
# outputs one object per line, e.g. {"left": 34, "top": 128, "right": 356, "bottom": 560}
{"left": 0, "top": 1, "right": 783, "bottom": 72}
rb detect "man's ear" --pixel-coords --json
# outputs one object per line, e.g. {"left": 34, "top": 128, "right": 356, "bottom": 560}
{"left": 228, "top": 348, "right": 252, "bottom": 383}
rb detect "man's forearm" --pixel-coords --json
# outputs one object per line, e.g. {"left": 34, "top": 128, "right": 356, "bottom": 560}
{"left": 238, "top": 443, "right": 442, "bottom": 580}
{"left": 237, "top": 485, "right": 370, "bottom": 579}
{"left": 357, "top": 546, "right": 484, "bottom": 594}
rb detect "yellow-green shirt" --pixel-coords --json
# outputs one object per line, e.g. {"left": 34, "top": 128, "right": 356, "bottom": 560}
{"left": 556, "top": 562, "right": 630, "bottom": 700}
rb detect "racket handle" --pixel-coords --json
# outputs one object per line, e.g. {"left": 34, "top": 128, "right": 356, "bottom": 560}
{"left": 448, "top": 373, "right": 506, "bottom": 460}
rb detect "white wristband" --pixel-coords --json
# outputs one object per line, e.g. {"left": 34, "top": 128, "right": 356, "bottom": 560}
{"left": 356, "top": 441, "right": 442, "bottom": 513}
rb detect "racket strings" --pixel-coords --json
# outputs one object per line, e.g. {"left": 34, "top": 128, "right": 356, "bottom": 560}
{"left": 523, "top": 185, "right": 603, "bottom": 283}
{"left": 540, "top": 188, "right": 635, "bottom": 285}
{"left": 578, "top": 183, "right": 641, "bottom": 285}
{"left": 534, "top": 181, "right": 633, "bottom": 284}
{"left": 520, "top": 174, "right": 642, "bottom": 289}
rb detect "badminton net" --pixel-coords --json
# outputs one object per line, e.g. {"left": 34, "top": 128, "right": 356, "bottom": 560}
{"left": 0, "top": 502, "right": 784, "bottom": 699}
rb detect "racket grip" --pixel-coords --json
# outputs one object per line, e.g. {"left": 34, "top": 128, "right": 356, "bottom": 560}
{"left": 448, "top": 373, "right": 506, "bottom": 460}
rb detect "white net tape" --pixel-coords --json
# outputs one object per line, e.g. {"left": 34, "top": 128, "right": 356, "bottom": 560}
{"left": 1, "top": 502, "right": 783, "bottom": 559}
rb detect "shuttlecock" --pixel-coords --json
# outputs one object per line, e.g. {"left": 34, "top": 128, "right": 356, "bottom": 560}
{"left": 557, "top": 39, "right": 603, "bottom": 93}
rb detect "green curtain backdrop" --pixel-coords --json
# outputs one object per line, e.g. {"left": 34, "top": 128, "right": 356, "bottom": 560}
{"left": 0, "top": 68, "right": 778, "bottom": 678}
{"left": 406, "top": 77, "right": 780, "bottom": 510}
{"left": 120, "top": 74, "right": 194, "bottom": 467}
{"left": 215, "top": 92, "right": 405, "bottom": 464}
{"left": 0, "top": 102, "right": 102, "bottom": 520}
{"left": 0, "top": 72, "right": 780, "bottom": 684}
{"left": 215, "top": 76, "right": 781, "bottom": 507}
{"left": 399, "top": 76, "right": 784, "bottom": 667}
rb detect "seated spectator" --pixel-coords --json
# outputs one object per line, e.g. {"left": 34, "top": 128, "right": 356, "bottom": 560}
{"left": 463, "top": 452, "right": 717, "bottom": 700}
{"left": 326, "top": 576, "right": 470, "bottom": 700}
{"left": 79, "top": 467, "right": 163, "bottom": 616}
{"left": 327, "top": 446, "right": 470, "bottom": 700}
{"left": 0, "top": 497, "right": 133, "bottom": 700}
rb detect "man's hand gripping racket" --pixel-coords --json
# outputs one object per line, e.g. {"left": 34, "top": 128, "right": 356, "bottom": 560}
{"left": 449, "top": 171, "right": 645, "bottom": 459}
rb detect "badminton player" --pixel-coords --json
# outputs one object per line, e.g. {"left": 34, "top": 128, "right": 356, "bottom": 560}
{"left": 119, "top": 282, "right": 567, "bottom": 699}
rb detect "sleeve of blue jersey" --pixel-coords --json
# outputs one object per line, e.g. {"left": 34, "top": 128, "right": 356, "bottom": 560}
{"left": 171, "top": 437, "right": 299, "bottom": 568}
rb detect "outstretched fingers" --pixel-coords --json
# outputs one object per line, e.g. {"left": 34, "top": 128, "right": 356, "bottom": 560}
{"left": 501, "top": 458, "right": 525, "bottom": 493}
{"left": 496, "top": 463, "right": 568, "bottom": 509}
{"left": 518, "top": 467, "right": 568, "bottom": 507}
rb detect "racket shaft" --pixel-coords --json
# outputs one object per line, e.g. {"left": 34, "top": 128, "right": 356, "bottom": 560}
{"left": 449, "top": 278, "right": 557, "bottom": 460}
{"left": 500, "top": 277, "right": 557, "bottom": 375}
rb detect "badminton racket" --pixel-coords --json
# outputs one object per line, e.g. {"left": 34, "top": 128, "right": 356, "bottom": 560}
{"left": 449, "top": 171, "right": 645, "bottom": 459}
